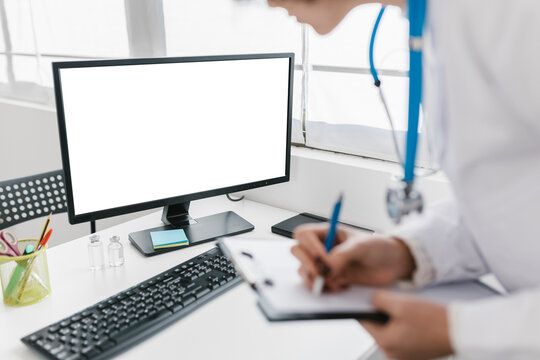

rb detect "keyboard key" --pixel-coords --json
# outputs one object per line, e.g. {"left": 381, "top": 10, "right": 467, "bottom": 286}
{"left": 65, "top": 354, "right": 84, "bottom": 360}
{"left": 50, "top": 343, "right": 65, "bottom": 355}
{"left": 181, "top": 295, "right": 196, "bottom": 306}
{"left": 195, "top": 288, "right": 210, "bottom": 298}
{"left": 186, "top": 282, "right": 197, "bottom": 289}
{"left": 176, "top": 287, "right": 186, "bottom": 296}
{"left": 56, "top": 350, "right": 70, "bottom": 359}
{"left": 70, "top": 338, "right": 82, "bottom": 347}
{"left": 48, "top": 325, "right": 60, "bottom": 333}
{"left": 97, "top": 339, "right": 116, "bottom": 351}
{"left": 81, "top": 345, "right": 101, "bottom": 358}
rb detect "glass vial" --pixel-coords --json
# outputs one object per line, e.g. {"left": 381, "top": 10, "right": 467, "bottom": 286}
{"left": 88, "top": 234, "right": 105, "bottom": 270}
{"left": 108, "top": 235, "right": 125, "bottom": 267}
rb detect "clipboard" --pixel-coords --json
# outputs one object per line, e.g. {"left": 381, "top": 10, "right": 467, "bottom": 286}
{"left": 218, "top": 237, "right": 390, "bottom": 322}
{"left": 218, "top": 237, "right": 500, "bottom": 324}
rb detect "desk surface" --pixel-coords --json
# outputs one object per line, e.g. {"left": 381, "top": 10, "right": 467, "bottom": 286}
{"left": 1, "top": 197, "right": 375, "bottom": 360}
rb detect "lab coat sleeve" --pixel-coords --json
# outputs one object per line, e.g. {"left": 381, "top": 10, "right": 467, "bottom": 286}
{"left": 449, "top": 287, "right": 540, "bottom": 359}
{"left": 388, "top": 200, "right": 490, "bottom": 287}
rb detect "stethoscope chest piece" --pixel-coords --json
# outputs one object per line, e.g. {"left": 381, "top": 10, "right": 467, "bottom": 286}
{"left": 386, "top": 178, "right": 424, "bottom": 224}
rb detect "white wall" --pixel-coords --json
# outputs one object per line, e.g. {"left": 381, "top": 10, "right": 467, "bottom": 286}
{"left": 0, "top": 100, "right": 61, "bottom": 179}
{"left": 0, "top": 100, "right": 452, "bottom": 246}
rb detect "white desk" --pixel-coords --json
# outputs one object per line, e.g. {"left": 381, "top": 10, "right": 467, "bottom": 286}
{"left": 0, "top": 197, "right": 376, "bottom": 360}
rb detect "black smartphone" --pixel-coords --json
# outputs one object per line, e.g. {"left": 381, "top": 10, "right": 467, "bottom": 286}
{"left": 271, "top": 212, "right": 373, "bottom": 238}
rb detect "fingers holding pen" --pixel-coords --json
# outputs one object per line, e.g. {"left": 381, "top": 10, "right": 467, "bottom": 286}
{"left": 294, "top": 223, "right": 351, "bottom": 244}
{"left": 293, "top": 224, "right": 332, "bottom": 262}
{"left": 298, "top": 265, "right": 315, "bottom": 289}
{"left": 291, "top": 246, "right": 339, "bottom": 290}
{"left": 292, "top": 223, "right": 352, "bottom": 260}
{"left": 291, "top": 244, "right": 318, "bottom": 288}
{"left": 292, "top": 223, "right": 360, "bottom": 291}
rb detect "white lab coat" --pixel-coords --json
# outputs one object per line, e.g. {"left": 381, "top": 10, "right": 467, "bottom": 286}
{"left": 391, "top": 1, "right": 540, "bottom": 358}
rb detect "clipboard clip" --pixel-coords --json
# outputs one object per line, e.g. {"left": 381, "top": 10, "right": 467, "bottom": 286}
{"left": 240, "top": 251, "right": 274, "bottom": 288}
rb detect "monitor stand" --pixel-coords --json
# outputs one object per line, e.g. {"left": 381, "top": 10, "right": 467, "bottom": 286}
{"left": 128, "top": 201, "right": 254, "bottom": 257}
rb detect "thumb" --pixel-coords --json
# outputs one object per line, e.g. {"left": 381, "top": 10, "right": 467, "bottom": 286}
{"left": 371, "top": 290, "right": 403, "bottom": 314}
{"left": 326, "top": 246, "right": 357, "bottom": 279}
{"left": 327, "top": 237, "right": 364, "bottom": 270}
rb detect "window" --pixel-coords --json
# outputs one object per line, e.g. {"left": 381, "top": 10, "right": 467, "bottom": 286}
{"left": 0, "top": 0, "right": 128, "bottom": 103}
{"left": 163, "top": 1, "right": 301, "bottom": 57}
{"left": 0, "top": 1, "right": 425, "bottom": 165}
{"left": 305, "top": 4, "right": 412, "bottom": 162}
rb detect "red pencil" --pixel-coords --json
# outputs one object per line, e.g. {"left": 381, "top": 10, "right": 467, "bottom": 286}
{"left": 37, "top": 229, "right": 53, "bottom": 250}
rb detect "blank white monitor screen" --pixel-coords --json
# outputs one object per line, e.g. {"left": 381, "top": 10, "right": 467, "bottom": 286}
{"left": 57, "top": 56, "right": 291, "bottom": 218}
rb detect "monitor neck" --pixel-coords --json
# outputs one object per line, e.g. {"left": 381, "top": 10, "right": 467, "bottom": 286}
{"left": 161, "top": 202, "right": 191, "bottom": 228}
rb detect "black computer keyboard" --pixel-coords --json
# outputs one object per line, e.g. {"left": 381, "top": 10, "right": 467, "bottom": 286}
{"left": 22, "top": 247, "right": 241, "bottom": 360}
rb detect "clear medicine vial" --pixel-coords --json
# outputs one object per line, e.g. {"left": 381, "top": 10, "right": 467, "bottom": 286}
{"left": 88, "top": 234, "right": 105, "bottom": 270}
{"left": 108, "top": 235, "right": 125, "bottom": 267}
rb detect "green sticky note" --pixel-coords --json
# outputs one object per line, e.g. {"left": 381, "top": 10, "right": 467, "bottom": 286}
{"left": 150, "top": 229, "right": 189, "bottom": 250}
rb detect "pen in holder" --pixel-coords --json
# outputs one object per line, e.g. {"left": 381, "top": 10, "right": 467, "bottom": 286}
{"left": 0, "top": 239, "right": 51, "bottom": 306}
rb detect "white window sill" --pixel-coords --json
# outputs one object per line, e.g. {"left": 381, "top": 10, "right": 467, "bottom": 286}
{"left": 290, "top": 146, "right": 449, "bottom": 183}
{"left": 0, "top": 96, "right": 55, "bottom": 113}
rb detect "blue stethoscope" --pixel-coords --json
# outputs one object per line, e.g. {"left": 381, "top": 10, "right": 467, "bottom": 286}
{"left": 370, "top": 0, "right": 426, "bottom": 224}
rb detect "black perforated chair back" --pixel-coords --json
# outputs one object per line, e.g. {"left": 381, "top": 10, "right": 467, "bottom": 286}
{"left": 0, "top": 170, "right": 67, "bottom": 230}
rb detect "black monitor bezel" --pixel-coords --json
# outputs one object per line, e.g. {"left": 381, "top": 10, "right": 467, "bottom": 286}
{"left": 53, "top": 53, "right": 294, "bottom": 224}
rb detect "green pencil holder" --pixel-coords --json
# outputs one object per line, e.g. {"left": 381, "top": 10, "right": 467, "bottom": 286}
{"left": 0, "top": 239, "right": 51, "bottom": 307}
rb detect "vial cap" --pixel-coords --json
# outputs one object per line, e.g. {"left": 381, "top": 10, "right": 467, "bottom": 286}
{"left": 89, "top": 234, "right": 100, "bottom": 243}
{"left": 110, "top": 235, "right": 120, "bottom": 243}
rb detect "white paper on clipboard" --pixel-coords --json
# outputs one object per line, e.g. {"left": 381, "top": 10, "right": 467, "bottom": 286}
{"left": 219, "top": 237, "right": 499, "bottom": 317}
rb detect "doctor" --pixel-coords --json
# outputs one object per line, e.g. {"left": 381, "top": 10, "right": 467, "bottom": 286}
{"left": 267, "top": 0, "right": 540, "bottom": 359}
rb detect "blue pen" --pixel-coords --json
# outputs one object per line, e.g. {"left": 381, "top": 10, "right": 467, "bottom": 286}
{"left": 324, "top": 193, "right": 343, "bottom": 251}
{"left": 313, "top": 193, "right": 343, "bottom": 296}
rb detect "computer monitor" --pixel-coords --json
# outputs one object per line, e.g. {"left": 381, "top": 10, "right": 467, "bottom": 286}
{"left": 53, "top": 53, "right": 293, "bottom": 256}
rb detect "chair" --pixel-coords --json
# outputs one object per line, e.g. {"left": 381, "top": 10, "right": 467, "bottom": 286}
{"left": 0, "top": 170, "right": 95, "bottom": 233}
